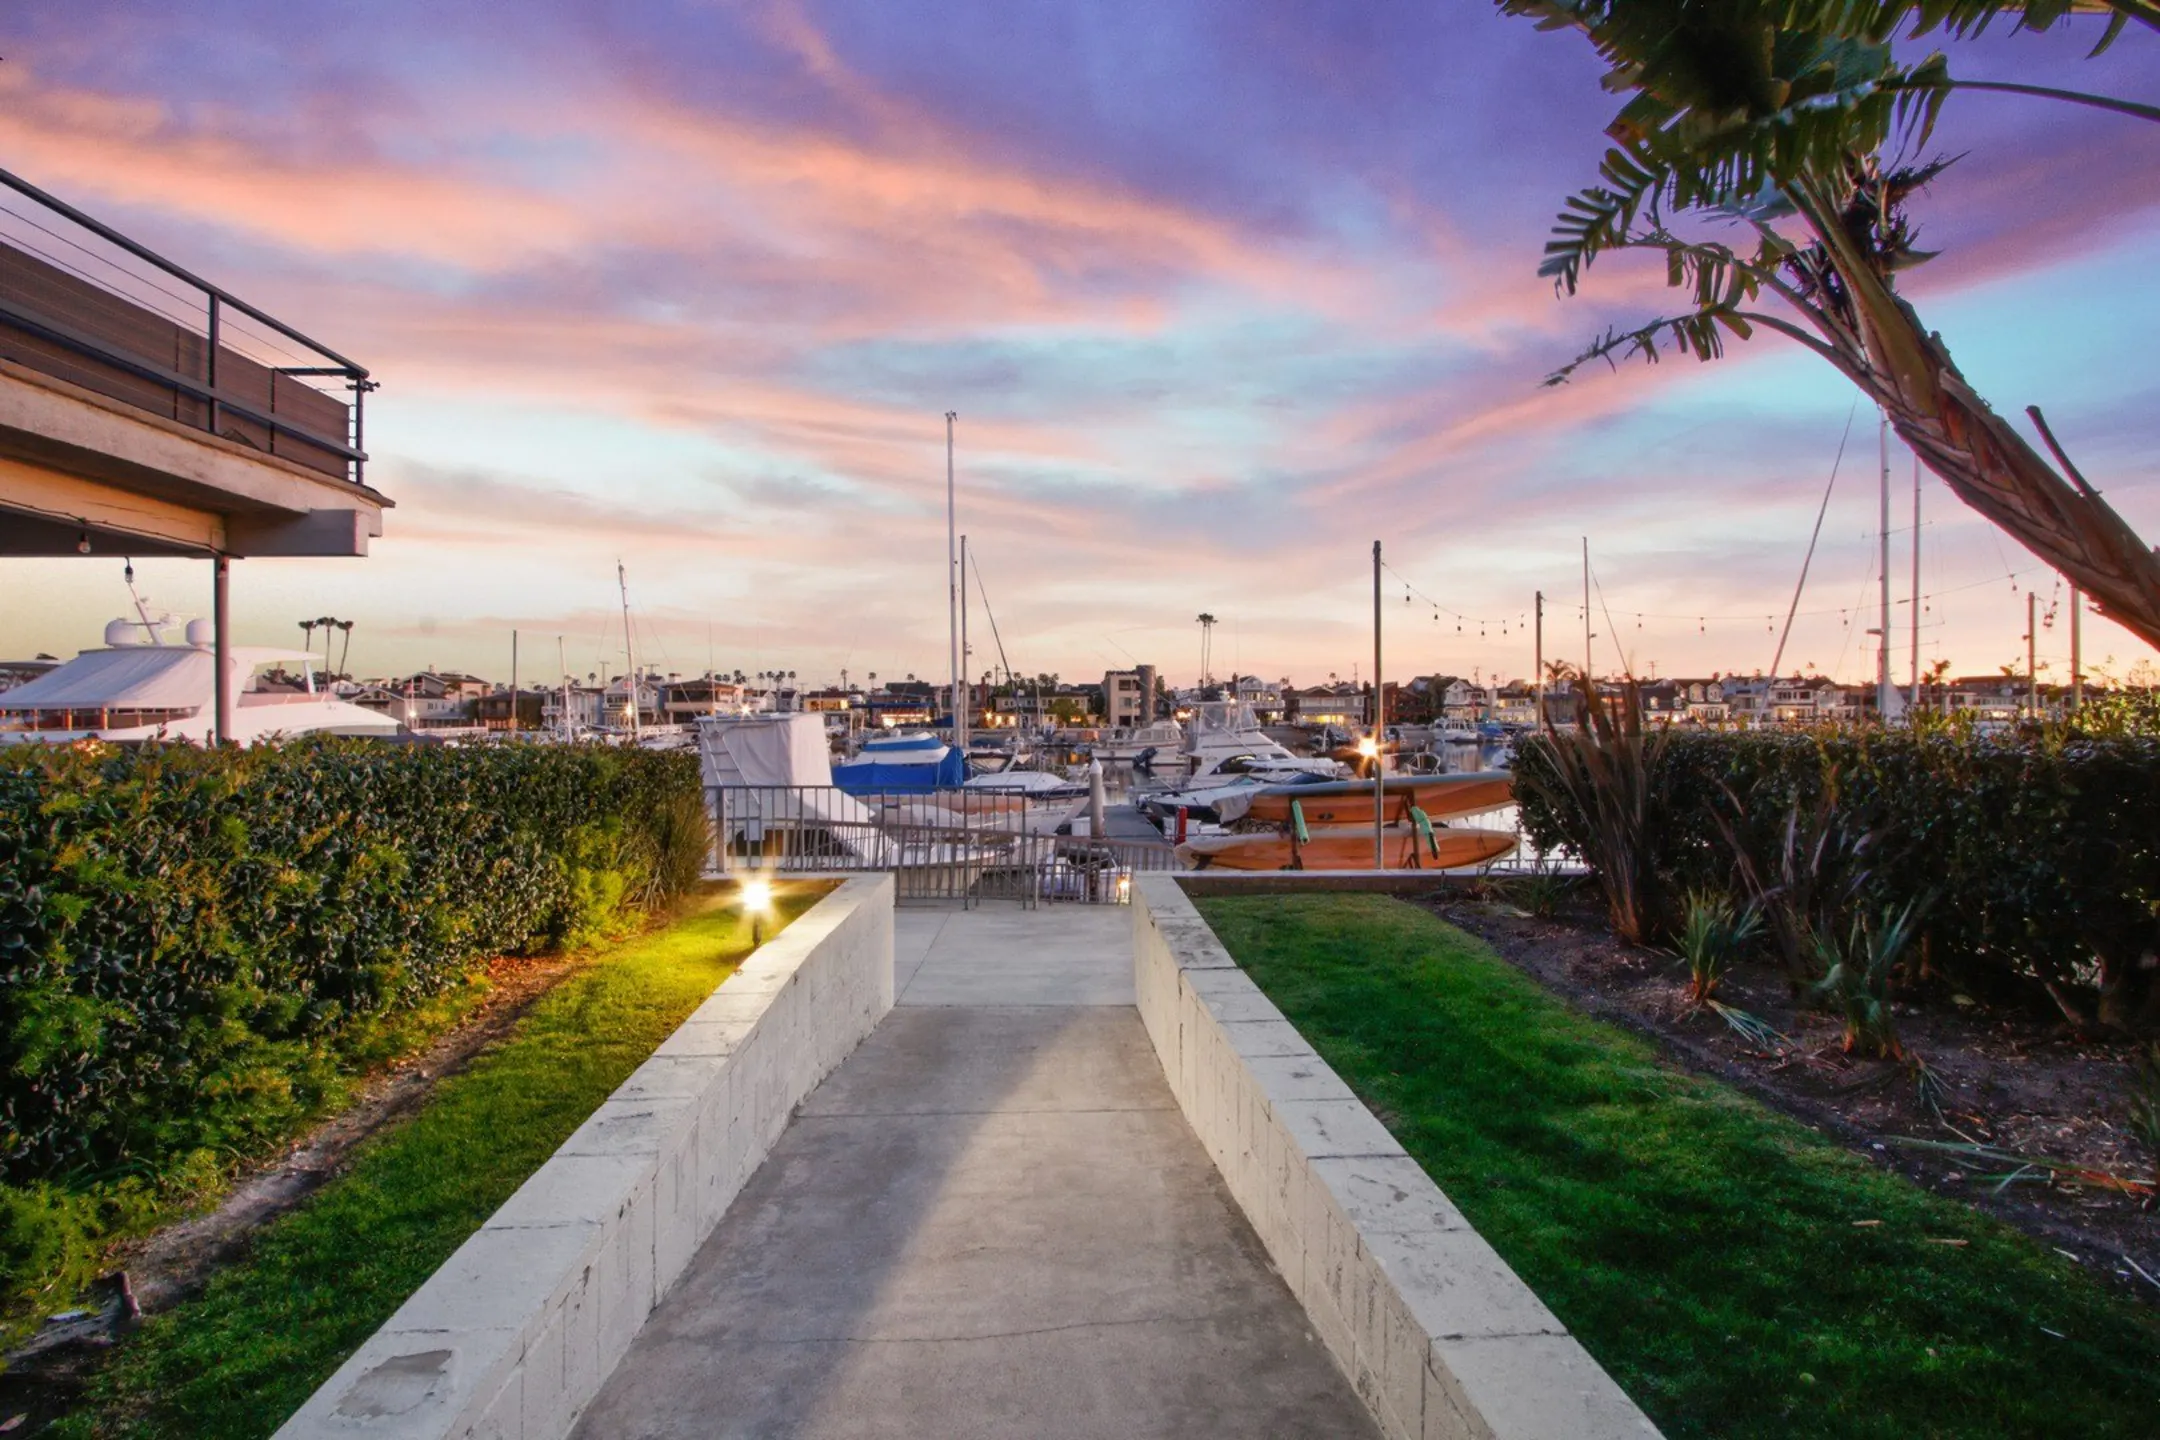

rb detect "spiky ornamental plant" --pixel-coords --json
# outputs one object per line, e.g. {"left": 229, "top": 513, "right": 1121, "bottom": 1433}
{"left": 1518, "top": 671, "right": 1674, "bottom": 943}
{"left": 1811, "top": 897, "right": 1931, "bottom": 1058}
{"left": 1500, "top": 0, "right": 2160, "bottom": 648}
{"left": 1676, "top": 887, "right": 1766, "bottom": 1003}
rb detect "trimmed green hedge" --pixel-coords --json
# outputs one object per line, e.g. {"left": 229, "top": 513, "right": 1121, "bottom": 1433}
{"left": 1517, "top": 730, "right": 2160, "bottom": 1028}
{"left": 0, "top": 739, "right": 704, "bottom": 1185}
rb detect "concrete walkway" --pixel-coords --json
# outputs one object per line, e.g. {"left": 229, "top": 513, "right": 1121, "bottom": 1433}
{"left": 571, "top": 905, "right": 1377, "bottom": 1439}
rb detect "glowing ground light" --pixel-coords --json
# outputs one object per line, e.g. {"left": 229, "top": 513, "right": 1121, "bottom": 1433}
{"left": 741, "top": 876, "right": 773, "bottom": 944}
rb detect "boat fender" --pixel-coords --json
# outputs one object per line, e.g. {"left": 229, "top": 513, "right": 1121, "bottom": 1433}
{"left": 1408, "top": 805, "right": 1437, "bottom": 858}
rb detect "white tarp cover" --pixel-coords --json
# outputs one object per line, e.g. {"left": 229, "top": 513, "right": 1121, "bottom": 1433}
{"left": 697, "top": 713, "right": 835, "bottom": 787}
{"left": 698, "top": 714, "right": 880, "bottom": 854}
{"left": 0, "top": 647, "right": 209, "bottom": 710}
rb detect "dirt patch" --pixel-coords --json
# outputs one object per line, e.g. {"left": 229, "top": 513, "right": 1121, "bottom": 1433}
{"left": 1418, "top": 894, "right": 2160, "bottom": 1306}
{"left": 0, "top": 950, "right": 584, "bottom": 1431}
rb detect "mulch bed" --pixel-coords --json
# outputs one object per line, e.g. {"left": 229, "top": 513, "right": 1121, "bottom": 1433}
{"left": 1418, "top": 892, "right": 2160, "bottom": 1307}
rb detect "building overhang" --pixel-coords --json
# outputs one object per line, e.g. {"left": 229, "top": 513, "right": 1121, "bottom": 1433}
{"left": 0, "top": 358, "right": 389, "bottom": 558}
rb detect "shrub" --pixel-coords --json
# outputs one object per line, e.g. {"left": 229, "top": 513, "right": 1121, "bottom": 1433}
{"left": 0, "top": 738, "right": 702, "bottom": 1186}
{"left": 1518, "top": 726, "right": 2160, "bottom": 1032}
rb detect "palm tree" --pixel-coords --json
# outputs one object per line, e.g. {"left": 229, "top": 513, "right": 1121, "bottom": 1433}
{"left": 1502, "top": 0, "right": 2160, "bottom": 646}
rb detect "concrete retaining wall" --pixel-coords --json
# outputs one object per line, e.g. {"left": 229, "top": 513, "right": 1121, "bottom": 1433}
{"left": 277, "top": 874, "right": 896, "bottom": 1440}
{"left": 1132, "top": 875, "right": 1659, "bottom": 1440}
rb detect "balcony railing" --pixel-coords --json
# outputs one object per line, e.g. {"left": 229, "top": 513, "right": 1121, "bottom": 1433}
{"left": 0, "top": 167, "right": 370, "bottom": 487}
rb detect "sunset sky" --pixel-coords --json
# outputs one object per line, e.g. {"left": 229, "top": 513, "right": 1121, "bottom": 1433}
{"left": 2, "top": 2, "right": 2155, "bottom": 691}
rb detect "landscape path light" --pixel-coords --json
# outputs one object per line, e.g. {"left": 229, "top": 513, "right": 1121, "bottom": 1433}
{"left": 740, "top": 875, "right": 774, "bottom": 946}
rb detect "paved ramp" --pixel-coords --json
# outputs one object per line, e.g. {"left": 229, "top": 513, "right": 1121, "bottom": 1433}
{"left": 572, "top": 906, "right": 1377, "bottom": 1439}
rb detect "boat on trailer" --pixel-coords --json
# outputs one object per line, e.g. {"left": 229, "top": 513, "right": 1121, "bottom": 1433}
{"left": 1214, "top": 771, "right": 1512, "bottom": 826}
{"left": 1177, "top": 822, "right": 1516, "bottom": 871}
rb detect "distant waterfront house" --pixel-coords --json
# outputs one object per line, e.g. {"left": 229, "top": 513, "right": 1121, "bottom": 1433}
{"left": 475, "top": 688, "right": 546, "bottom": 730}
{"left": 1766, "top": 676, "right": 1843, "bottom": 723}
{"left": 542, "top": 685, "right": 607, "bottom": 732}
{"left": 661, "top": 676, "right": 745, "bottom": 721}
{"left": 1673, "top": 678, "right": 1729, "bottom": 723}
{"left": 1232, "top": 674, "right": 1283, "bottom": 723}
{"left": 1492, "top": 681, "right": 1538, "bottom": 726}
{"left": 1289, "top": 682, "right": 1367, "bottom": 728}
{"left": 868, "top": 686, "right": 936, "bottom": 727}
{"left": 1639, "top": 680, "right": 1685, "bottom": 722}
{"left": 1102, "top": 665, "right": 1159, "bottom": 727}
{"left": 1946, "top": 676, "right": 2026, "bottom": 720}
{"left": 352, "top": 672, "right": 479, "bottom": 729}
{"left": 0, "top": 656, "right": 61, "bottom": 693}
{"left": 599, "top": 675, "right": 665, "bottom": 728}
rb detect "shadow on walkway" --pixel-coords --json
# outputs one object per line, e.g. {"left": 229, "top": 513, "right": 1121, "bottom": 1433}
{"left": 573, "top": 908, "right": 1376, "bottom": 1440}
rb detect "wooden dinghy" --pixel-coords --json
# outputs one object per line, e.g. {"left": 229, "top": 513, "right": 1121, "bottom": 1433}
{"left": 1224, "top": 771, "right": 1513, "bottom": 827}
{"left": 1176, "top": 823, "right": 1517, "bottom": 872}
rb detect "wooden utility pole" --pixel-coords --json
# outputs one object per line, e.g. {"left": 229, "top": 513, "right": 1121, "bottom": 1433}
{"left": 2027, "top": 591, "right": 2039, "bottom": 716}
{"left": 1534, "top": 590, "right": 1544, "bottom": 727}
{"left": 2070, "top": 587, "right": 2083, "bottom": 710}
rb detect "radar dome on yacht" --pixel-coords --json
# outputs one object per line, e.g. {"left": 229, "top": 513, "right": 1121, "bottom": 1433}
{"left": 185, "top": 618, "right": 213, "bottom": 649}
{"left": 105, "top": 618, "right": 139, "bottom": 647}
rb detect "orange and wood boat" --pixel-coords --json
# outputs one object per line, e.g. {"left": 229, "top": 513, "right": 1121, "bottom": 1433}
{"left": 1176, "top": 823, "right": 1517, "bottom": 871}
{"left": 1226, "top": 771, "right": 1513, "bottom": 827}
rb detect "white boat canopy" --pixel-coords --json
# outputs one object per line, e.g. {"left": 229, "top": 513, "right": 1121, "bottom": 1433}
{"left": 0, "top": 647, "right": 208, "bottom": 710}
{"left": 0, "top": 645, "right": 320, "bottom": 711}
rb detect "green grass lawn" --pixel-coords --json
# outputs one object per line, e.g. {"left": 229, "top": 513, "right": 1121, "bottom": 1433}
{"left": 1196, "top": 893, "right": 2160, "bottom": 1440}
{"left": 58, "top": 880, "right": 828, "bottom": 1440}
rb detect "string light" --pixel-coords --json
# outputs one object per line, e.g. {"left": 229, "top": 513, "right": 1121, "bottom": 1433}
{"left": 1379, "top": 558, "right": 2044, "bottom": 637}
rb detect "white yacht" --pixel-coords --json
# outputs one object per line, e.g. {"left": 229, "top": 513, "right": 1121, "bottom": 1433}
{"left": 1178, "top": 701, "right": 1343, "bottom": 782}
{"left": 0, "top": 618, "right": 401, "bottom": 745}
{"left": 1089, "top": 717, "right": 1184, "bottom": 762}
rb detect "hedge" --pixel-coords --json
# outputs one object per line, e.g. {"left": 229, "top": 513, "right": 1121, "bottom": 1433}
{"left": 0, "top": 738, "right": 706, "bottom": 1187}
{"left": 1517, "top": 729, "right": 2160, "bottom": 1030}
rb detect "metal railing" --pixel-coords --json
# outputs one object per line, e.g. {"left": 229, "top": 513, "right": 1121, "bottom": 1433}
{"left": 705, "top": 784, "right": 1184, "bottom": 907}
{"left": 0, "top": 167, "right": 371, "bottom": 486}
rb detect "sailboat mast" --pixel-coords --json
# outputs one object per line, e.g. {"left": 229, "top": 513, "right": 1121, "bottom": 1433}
{"left": 945, "top": 411, "right": 959, "bottom": 746}
{"left": 618, "top": 560, "right": 639, "bottom": 740}
{"left": 960, "top": 533, "right": 971, "bottom": 753}
{"left": 1581, "top": 537, "right": 1591, "bottom": 682}
{"left": 1877, "top": 413, "right": 1891, "bottom": 720}
{"left": 558, "top": 635, "right": 570, "bottom": 740}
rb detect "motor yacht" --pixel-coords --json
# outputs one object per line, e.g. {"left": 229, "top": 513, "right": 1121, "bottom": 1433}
{"left": 0, "top": 618, "right": 400, "bottom": 745}
{"left": 1178, "top": 701, "right": 1343, "bottom": 782}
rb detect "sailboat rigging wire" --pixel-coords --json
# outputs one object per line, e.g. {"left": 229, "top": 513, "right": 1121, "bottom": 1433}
{"left": 1770, "top": 401, "right": 1860, "bottom": 679}
{"left": 967, "top": 545, "right": 1017, "bottom": 687}
{"left": 1588, "top": 561, "right": 1634, "bottom": 681}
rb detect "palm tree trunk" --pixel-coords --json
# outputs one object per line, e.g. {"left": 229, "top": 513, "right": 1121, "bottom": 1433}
{"left": 1787, "top": 182, "right": 2160, "bottom": 648}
